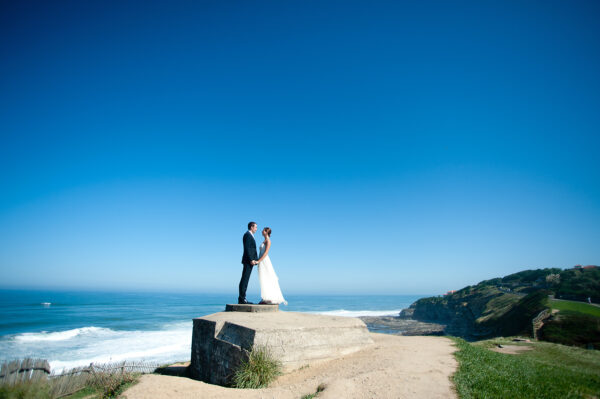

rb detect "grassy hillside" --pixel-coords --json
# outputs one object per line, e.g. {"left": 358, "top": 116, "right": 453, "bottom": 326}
{"left": 555, "top": 267, "right": 600, "bottom": 302}
{"left": 551, "top": 299, "right": 600, "bottom": 317}
{"left": 539, "top": 310, "right": 600, "bottom": 349}
{"left": 452, "top": 337, "right": 600, "bottom": 399}
{"left": 487, "top": 290, "right": 550, "bottom": 337}
{"left": 408, "top": 266, "right": 600, "bottom": 345}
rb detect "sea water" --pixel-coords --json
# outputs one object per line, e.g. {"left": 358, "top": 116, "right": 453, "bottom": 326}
{"left": 0, "top": 290, "right": 426, "bottom": 372}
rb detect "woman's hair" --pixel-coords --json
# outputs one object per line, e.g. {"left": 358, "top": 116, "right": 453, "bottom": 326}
{"left": 263, "top": 227, "right": 272, "bottom": 237}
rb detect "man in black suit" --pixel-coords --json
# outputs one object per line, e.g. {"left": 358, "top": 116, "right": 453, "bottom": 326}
{"left": 238, "top": 221, "right": 259, "bottom": 304}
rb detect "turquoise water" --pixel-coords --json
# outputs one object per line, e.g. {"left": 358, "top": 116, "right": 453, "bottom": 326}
{"left": 0, "top": 290, "right": 426, "bottom": 371}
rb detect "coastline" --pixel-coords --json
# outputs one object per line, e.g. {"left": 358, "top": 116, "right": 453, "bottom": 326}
{"left": 0, "top": 291, "right": 428, "bottom": 373}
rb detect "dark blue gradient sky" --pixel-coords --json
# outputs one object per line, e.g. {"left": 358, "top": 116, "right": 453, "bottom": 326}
{"left": 1, "top": 0, "right": 599, "bottom": 294}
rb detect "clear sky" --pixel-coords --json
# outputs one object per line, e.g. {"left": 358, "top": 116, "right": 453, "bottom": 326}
{"left": 1, "top": 0, "right": 599, "bottom": 295}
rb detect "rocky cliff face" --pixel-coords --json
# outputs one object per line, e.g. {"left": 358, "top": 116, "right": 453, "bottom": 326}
{"left": 406, "top": 288, "right": 501, "bottom": 339}
{"left": 403, "top": 286, "right": 548, "bottom": 340}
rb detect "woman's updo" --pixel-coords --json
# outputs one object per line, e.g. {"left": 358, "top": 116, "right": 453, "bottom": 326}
{"left": 263, "top": 227, "right": 272, "bottom": 237}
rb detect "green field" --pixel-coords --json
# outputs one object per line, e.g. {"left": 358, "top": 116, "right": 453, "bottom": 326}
{"left": 550, "top": 299, "right": 600, "bottom": 318}
{"left": 452, "top": 337, "right": 600, "bottom": 399}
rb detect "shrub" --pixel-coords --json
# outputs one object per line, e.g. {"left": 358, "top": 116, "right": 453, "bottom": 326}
{"left": 86, "top": 369, "right": 139, "bottom": 398}
{"left": 232, "top": 346, "right": 282, "bottom": 389}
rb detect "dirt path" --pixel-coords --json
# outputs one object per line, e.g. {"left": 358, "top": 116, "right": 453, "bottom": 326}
{"left": 124, "top": 333, "right": 458, "bottom": 399}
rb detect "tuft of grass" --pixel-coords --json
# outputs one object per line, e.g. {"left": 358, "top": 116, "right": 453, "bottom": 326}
{"left": 232, "top": 346, "right": 282, "bottom": 389}
{"left": 550, "top": 299, "right": 600, "bottom": 318}
{"left": 300, "top": 383, "right": 326, "bottom": 399}
{"left": 60, "top": 387, "right": 96, "bottom": 399}
{"left": 451, "top": 336, "right": 600, "bottom": 398}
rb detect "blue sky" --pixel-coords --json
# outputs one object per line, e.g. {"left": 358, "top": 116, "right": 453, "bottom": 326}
{"left": 1, "top": 0, "right": 599, "bottom": 295}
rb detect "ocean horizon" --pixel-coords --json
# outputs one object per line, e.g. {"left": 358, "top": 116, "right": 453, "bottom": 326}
{"left": 0, "top": 289, "right": 429, "bottom": 372}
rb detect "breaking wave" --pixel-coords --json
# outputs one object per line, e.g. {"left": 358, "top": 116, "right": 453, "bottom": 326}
{"left": 1, "top": 322, "right": 191, "bottom": 373}
{"left": 15, "top": 327, "right": 111, "bottom": 342}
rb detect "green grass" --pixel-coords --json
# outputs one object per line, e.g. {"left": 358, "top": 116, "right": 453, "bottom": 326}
{"left": 300, "top": 383, "right": 326, "bottom": 399}
{"left": 0, "top": 380, "right": 49, "bottom": 399}
{"left": 551, "top": 299, "right": 600, "bottom": 318}
{"left": 232, "top": 346, "right": 282, "bottom": 389}
{"left": 452, "top": 336, "right": 600, "bottom": 399}
{"left": 87, "top": 371, "right": 139, "bottom": 398}
{"left": 62, "top": 387, "right": 97, "bottom": 398}
{"left": 0, "top": 371, "right": 140, "bottom": 399}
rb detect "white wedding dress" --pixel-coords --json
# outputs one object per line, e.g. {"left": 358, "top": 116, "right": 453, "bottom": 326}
{"left": 258, "top": 242, "right": 287, "bottom": 305}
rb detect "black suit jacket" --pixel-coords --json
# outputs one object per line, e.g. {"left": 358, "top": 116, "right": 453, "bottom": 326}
{"left": 241, "top": 231, "right": 258, "bottom": 265}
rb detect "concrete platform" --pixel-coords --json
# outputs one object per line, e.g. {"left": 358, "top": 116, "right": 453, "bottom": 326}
{"left": 225, "top": 303, "right": 278, "bottom": 312}
{"left": 190, "top": 311, "right": 374, "bottom": 386}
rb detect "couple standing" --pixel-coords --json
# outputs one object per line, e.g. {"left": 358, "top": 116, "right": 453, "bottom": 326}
{"left": 238, "top": 221, "right": 287, "bottom": 305}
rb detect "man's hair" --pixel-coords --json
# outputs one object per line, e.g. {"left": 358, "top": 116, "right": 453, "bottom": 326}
{"left": 248, "top": 221, "right": 257, "bottom": 230}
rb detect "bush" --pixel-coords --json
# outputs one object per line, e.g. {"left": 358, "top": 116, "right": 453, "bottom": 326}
{"left": 232, "top": 346, "right": 282, "bottom": 389}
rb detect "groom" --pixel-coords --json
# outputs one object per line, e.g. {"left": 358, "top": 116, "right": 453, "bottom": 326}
{"left": 238, "top": 221, "right": 259, "bottom": 304}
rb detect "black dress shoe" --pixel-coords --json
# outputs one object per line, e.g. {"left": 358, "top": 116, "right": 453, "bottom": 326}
{"left": 238, "top": 300, "right": 254, "bottom": 305}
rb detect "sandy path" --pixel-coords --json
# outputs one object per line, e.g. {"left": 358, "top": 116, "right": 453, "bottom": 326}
{"left": 124, "top": 333, "right": 457, "bottom": 399}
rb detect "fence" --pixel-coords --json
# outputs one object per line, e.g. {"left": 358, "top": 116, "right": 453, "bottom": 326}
{"left": 0, "top": 358, "right": 50, "bottom": 385}
{"left": 50, "top": 361, "right": 160, "bottom": 378}
{"left": 1, "top": 358, "right": 161, "bottom": 398}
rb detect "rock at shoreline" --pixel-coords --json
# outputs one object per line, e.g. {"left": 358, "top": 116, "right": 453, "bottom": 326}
{"left": 359, "top": 316, "right": 446, "bottom": 336}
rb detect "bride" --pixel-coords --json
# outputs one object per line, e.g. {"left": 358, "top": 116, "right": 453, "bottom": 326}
{"left": 256, "top": 227, "right": 287, "bottom": 305}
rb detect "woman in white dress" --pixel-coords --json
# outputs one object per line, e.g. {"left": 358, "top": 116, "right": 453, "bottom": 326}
{"left": 256, "top": 227, "right": 287, "bottom": 305}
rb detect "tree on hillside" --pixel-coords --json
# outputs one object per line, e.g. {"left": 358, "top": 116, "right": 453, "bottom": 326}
{"left": 556, "top": 268, "right": 600, "bottom": 302}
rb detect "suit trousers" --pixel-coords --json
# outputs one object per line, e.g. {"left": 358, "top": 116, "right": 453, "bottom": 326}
{"left": 238, "top": 262, "right": 254, "bottom": 302}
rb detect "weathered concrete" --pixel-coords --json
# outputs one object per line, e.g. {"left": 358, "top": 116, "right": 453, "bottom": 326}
{"left": 190, "top": 311, "right": 374, "bottom": 386}
{"left": 225, "top": 303, "right": 278, "bottom": 313}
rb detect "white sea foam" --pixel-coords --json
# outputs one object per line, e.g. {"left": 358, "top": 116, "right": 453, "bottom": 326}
{"left": 3, "top": 322, "right": 192, "bottom": 373}
{"left": 15, "top": 327, "right": 111, "bottom": 342}
{"left": 4, "top": 310, "right": 402, "bottom": 373}
{"left": 312, "top": 309, "right": 402, "bottom": 317}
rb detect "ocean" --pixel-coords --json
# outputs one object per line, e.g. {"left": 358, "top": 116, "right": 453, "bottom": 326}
{"left": 0, "top": 290, "right": 426, "bottom": 372}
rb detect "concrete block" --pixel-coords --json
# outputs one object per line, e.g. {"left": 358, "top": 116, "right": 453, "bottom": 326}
{"left": 190, "top": 311, "right": 374, "bottom": 386}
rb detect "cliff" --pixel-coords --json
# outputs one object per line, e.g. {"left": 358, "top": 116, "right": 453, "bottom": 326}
{"left": 402, "top": 269, "right": 562, "bottom": 340}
